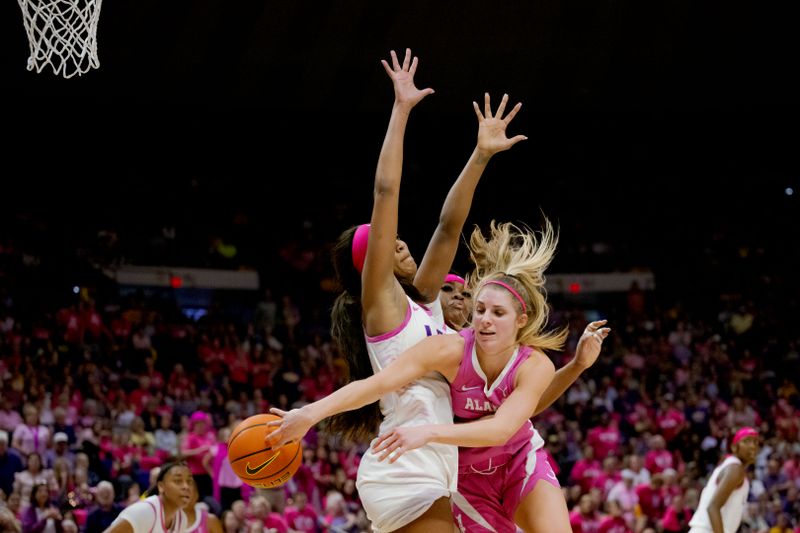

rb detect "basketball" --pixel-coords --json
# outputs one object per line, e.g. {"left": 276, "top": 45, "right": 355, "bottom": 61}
{"left": 227, "top": 414, "right": 302, "bottom": 489}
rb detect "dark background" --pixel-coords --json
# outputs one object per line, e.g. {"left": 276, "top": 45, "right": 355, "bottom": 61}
{"left": 2, "top": 1, "right": 798, "bottom": 300}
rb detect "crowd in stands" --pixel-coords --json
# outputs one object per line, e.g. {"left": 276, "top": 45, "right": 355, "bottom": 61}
{"left": 0, "top": 206, "right": 799, "bottom": 533}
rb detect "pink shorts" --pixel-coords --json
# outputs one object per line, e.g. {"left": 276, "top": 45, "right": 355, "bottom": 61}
{"left": 452, "top": 448, "right": 559, "bottom": 533}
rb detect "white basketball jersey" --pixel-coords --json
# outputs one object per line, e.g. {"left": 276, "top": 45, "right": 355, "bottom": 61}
{"left": 689, "top": 455, "right": 749, "bottom": 533}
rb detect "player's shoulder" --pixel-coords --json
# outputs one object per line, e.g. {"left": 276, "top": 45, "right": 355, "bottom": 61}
{"left": 521, "top": 347, "right": 555, "bottom": 373}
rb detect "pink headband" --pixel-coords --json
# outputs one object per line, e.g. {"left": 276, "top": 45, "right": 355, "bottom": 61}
{"left": 351, "top": 224, "right": 370, "bottom": 273}
{"left": 732, "top": 427, "right": 758, "bottom": 445}
{"left": 484, "top": 280, "right": 527, "bottom": 313}
{"left": 444, "top": 274, "right": 466, "bottom": 285}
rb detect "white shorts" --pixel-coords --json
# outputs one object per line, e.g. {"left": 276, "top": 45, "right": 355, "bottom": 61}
{"left": 357, "top": 441, "right": 457, "bottom": 532}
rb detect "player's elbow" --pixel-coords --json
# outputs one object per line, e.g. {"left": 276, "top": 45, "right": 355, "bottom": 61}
{"left": 706, "top": 501, "right": 722, "bottom": 517}
{"left": 373, "top": 180, "right": 399, "bottom": 198}
{"left": 490, "top": 419, "right": 520, "bottom": 446}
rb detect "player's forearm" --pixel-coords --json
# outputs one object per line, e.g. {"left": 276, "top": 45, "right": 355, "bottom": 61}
{"left": 428, "top": 418, "right": 515, "bottom": 448}
{"left": 533, "top": 358, "right": 586, "bottom": 416}
{"left": 306, "top": 376, "right": 386, "bottom": 424}
{"left": 437, "top": 148, "right": 488, "bottom": 234}
{"left": 374, "top": 104, "right": 411, "bottom": 197}
{"left": 706, "top": 506, "right": 724, "bottom": 533}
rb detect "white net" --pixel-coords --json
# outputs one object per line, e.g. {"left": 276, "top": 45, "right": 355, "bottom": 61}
{"left": 17, "top": 0, "right": 103, "bottom": 79}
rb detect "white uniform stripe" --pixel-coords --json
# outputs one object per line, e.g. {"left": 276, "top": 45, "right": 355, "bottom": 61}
{"left": 451, "top": 491, "right": 498, "bottom": 533}
{"left": 521, "top": 434, "right": 540, "bottom": 497}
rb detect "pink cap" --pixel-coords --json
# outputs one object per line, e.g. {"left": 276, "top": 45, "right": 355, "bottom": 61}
{"left": 444, "top": 273, "right": 466, "bottom": 285}
{"left": 732, "top": 427, "right": 758, "bottom": 445}
{"left": 190, "top": 411, "right": 209, "bottom": 424}
{"left": 351, "top": 224, "right": 370, "bottom": 273}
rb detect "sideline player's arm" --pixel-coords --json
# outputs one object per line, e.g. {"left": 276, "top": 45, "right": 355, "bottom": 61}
{"left": 373, "top": 353, "right": 555, "bottom": 460}
{"left": 706, "top": 462, "right": 746, "bottom": 533}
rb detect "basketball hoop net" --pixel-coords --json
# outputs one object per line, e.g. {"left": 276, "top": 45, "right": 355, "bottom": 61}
{"left": 17, "top": 0, "right": 103, "bottom": 79}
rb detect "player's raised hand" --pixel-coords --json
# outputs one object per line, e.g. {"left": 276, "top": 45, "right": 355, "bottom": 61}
{"left": 475, "top": 93, "right": 527, "bottom": 158}
{"left": 381, "top": 48, "right": 434, "bottom": 109}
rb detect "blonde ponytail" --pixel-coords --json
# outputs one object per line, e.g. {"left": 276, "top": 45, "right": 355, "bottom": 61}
{"left": 467, "top": 219, "right": 567, "bottom": 351}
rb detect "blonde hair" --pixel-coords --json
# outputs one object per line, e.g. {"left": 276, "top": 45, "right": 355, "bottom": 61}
{"left": 467, "top": 219, "right": 567, "bottom": 351}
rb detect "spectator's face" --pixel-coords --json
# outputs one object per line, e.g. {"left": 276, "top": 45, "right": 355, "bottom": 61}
{"left": 34, "top": 484, "right": 49, "bottom": 507}
{"left": 606, "top": 500, "right": 622, "bottom": 516}
{"left": 767, "top": 459, "right": 780, "bottom": 474}
{"left": 250, "top": 497, "right": 269, "bottom": 519}
{"left": 232, "top": 500, "right": 246, "bottom": 519}
{"left": 24, "top": 407, "right": 38, "bottom": 425}
{"left": 7, "top": 493, "right": 20, "bottom": 511}
{"left": 28, "top": 453, "right": 42, "bottom": 472}
{"left": 96, "top": 484, "right": 114, "bottom": 506}
{"left": 579, "top": 495, "right": 594, "bottom": 514}
{"left": 294, "top": 492, "right": 307, "bottom": 509}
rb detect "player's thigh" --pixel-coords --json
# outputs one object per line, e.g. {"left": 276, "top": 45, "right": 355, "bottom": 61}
{"left": 395, "top": 496, "right": 455, "bottom": 533}
{"left": 513, "top": 480, "right": 570, "bottom": 533}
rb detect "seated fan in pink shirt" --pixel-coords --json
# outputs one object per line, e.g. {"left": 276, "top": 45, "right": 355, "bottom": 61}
{"left": 268, "top": 219, "right": 611, "bottom": 533}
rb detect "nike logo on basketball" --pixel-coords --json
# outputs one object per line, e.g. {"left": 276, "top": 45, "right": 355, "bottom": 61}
{"left": 460, "top": 384, "right": 483, "bottom": 391}
{"left": 245, "top": 452, "right": 280, "bottom": 475}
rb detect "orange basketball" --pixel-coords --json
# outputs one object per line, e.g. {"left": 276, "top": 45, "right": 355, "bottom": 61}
{"left": 227, "top": 414, "right": 302, "bottom": 489}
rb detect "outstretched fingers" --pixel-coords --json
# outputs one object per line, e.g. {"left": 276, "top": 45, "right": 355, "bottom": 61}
{"left": 390, "top": 49, "right": 401, "bottom": 71}
{"left": 473, "top": 100, "right": 485, "bottom": 121}
{"left": 401, "top": 48, "right": 411, "bottom": 71}
{"left": 502, "top": 102, "right": 523, "bottom": 124}
{"left": 409, "top": 55, "right": 419, "bottom": 76}
{"left": 484, "top": 92, "right": 492, "bottom": 119}
{"left": 507, "top": 134, "right": 529, "bottom": 147}
{"left": 495, "top": 93, "right": 509, "bottom": 118}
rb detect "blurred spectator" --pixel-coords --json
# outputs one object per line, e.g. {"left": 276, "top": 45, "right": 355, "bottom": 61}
{"left": 0, "top": 429, "right": 24, "bottom": 497}
{"left": 661, "top": 492, "right": 692, "bottom": 533}
{"left": 570, "top": 493, "right": 601, "bottom": 533}
{"left": 21, "top": 483, "right": 63, "bottom": 533}
{"left": 284, "top": 491, "right": 319, "bottom": 532}
{"left": 182, "top": 411, "right": 215, "bottom": 500}
{"left": 13, "top": 452, "right": 57, "bottom": 505}
{"left": 12, "top": 405, "right": 49, "bottom": 457}
{"left": 44, "top": 433, "right": 74, "bottom": 470}
{"left": 247, "top": 495, "right": 288, "bottom": 533}
{"left": 83, "top": 481, "right": 121, "bottom": 533}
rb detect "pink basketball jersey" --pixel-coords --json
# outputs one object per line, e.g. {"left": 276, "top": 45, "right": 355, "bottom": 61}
{"left": 451, "top": 328, "right": 544, "bottom": 467}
